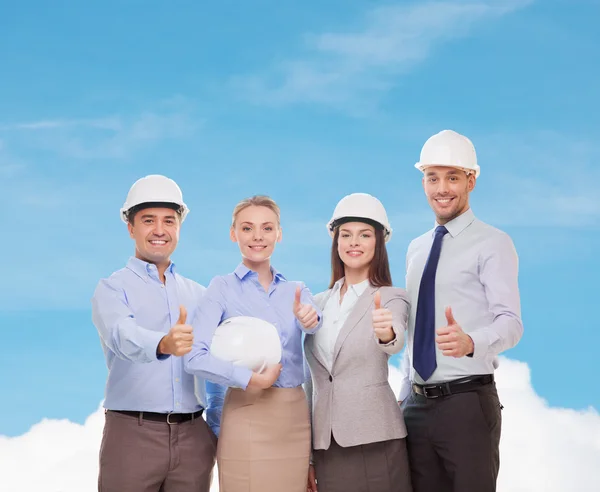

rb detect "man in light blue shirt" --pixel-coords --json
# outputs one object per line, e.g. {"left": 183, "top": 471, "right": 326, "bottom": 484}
{"left": 92, "top": 174, "right": 224, "bottom": 492}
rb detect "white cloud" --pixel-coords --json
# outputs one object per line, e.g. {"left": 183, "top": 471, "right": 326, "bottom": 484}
{"left": 0, "top": 117, "right": 122, "bottom": 132}
{"left": 0, "top": 406, "right": 220, "bottom": 492}
{"left": 2, "top": 357, "right": 598, "bottom": 491}
{"left": 389, "top": 357, "right": 600, "bottom": 491}
{"left": 234, "top": 0, "right": 533, "bottom": 109}
{"left": 0, "top": 99, "right": 202, "bottom": 160}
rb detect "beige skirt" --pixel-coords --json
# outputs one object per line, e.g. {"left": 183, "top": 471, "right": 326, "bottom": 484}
{"left": 217, "top": 386, "right": 311, "bottom": 492}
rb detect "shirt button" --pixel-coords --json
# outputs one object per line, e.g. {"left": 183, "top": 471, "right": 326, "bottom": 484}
{"left": 175, "top": 402, "right": 180, "bottom": 406}
{"left": 329, "top": 375, "right": 333, "bottom": 382}
{"left": 175, "top": 378, "right": 180, "bottom": 383}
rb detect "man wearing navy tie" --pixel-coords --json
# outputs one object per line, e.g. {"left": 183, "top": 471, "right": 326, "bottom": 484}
{"left": 398, "top": 130, "right": 524, "bottom": 492}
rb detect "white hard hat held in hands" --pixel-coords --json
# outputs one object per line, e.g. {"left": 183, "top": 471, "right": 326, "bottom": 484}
{"left": 210, "top": 316, "right": 282, "bottom": 372}
{"left": 120, "top": 174, "right": 189, "bottom": 223}
{"left": 327, "top": 193, "right": 392, "bottom": 242}
{"left": 415, "top": 130, "right": 480, "bottom": 178}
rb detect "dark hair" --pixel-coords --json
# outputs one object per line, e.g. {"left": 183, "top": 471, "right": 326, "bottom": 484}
{"left": 328, "top": 227, "right": 392, "bottom": 288}
{"left": 127, "top": 202, "right": 183, "bottom": 225}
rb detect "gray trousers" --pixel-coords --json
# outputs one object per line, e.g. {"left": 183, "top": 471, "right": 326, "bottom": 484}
{"left": 402, "top": 382, "right": 502, "bottom": 492}
{"left": 98, "top": 410, "right": 217, "bottom": 492}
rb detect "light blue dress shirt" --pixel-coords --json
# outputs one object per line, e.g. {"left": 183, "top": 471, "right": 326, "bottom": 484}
{"left": 397, "top": 208, "right": 523, "bottom": 400}
{"left": 184, "top": 263, "right": 323, "bottom": 390}
{"left": 91, "top": 256, "right": 225, "bottom": 434}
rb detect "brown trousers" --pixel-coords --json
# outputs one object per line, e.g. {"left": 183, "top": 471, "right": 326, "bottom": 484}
{"left": 98, "top": 410, "right": 217, "bottom": 492}
{"left": 313, "top": 436, "right": 413, "bottom": 492}
{"left": 402, "top": 382, "right": 502, "bottom": 492}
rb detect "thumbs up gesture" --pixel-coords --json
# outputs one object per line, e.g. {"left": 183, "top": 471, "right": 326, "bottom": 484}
{"left": 435, "top": 307, "right": 474, "bottom": 358}
{"left": 372, "top": 291, "right": 395, "bottom": 344}
{"left": 158, "top": 305, "right": 194, "bottom": 356}
{"left": 293, "top": 285, "right": 319, "bottom": 330}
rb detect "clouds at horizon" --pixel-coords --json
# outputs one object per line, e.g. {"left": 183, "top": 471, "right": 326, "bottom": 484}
{"left": 2, "top": 357, "right": 598, "bottom": 492}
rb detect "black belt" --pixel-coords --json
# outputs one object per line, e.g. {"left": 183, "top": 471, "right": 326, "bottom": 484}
{"left": 412, "top": 374, "right": 494, "bottom": 399}
{"left": 110, "top": 409, "right": 203, "bottom": 424}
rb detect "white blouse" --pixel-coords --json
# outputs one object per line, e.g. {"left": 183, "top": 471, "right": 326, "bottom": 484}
{"left": 314, "top": 277, "right": 370, "bottom": 372}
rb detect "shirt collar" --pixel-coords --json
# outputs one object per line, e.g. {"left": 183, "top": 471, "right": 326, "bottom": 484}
{"left": 435, "top": 208, "right": 475, "bottom": 238}
{"left": 332, "top": 277, "right": 370, "bottom": 296}
{"left": 233, "top": 263, "right": 286, "bottom": 283}
{"left": 349, "top": 278, "right": 370, "bottom": 297}
{"left": 126, "top": 256, "right": 176, "bottom": 282}
{"left": 332, "top": 277, "right": 345, "bottom": 293}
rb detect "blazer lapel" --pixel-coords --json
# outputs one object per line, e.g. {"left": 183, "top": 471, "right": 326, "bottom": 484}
{"left": 332, "top": 285, "right": 378, "bottom": 366}
{"left": 305, "top": 334, "right": 328, "bottom": 371}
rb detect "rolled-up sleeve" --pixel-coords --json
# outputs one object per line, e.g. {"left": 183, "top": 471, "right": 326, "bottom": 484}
{"left": 92, "top": 278, "right": 166, "bottom": 363}
{"left": 184, "top": 277, "right": 253, "bottom": 389}
{"left": 470, "top": 234, "right": 524, "bottom": 359}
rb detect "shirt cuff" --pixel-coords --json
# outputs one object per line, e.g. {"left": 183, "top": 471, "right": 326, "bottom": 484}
{"left": 144, "top": 330, "right": 170, "bottom": 362}
{"left": 468, "top": 329, "right": 500, "bottom": 360}
{"left": 231, "top": 365, "right": 253, "bottom": 390}
{"left": 379, "top": 333, "right": 397, "bottom": 346}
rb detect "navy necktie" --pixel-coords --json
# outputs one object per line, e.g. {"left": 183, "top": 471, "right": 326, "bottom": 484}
{"left": 413, "top": 225, "right": 448, "bottom": 381}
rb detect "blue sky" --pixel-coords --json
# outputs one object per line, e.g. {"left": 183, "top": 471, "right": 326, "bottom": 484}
{"left": 1, "top": 0, "right": 598, "bottom": 436}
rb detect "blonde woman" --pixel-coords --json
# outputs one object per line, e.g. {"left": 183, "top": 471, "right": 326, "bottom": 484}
{"left": 305, "top": 193, "right": 413, "bottom": 492}
{"left": 184, "top": 195, "right": 322, "bottom": 492}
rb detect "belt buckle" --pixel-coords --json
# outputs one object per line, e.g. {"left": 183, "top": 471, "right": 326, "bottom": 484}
{"left": 422, "top": 385, "right": 439, "bottom": 399}
{"left": 166, "top": 413, "right": 176, "bottom": 425}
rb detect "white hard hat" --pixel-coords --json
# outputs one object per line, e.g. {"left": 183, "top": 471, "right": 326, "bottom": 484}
{"left": 326, "top": 193, "right": 392, "bottom": 242}
{"left": 415, "top": 130, "right": 480, "bottom": 178}
{"left": 210, "top": 316, "right": 282, "bottom": 372}
{"left": 120, "top": 174, "right": 189, "bottom": 223}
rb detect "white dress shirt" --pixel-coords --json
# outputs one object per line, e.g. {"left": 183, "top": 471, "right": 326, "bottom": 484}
{"left": 397, "top": 208, "right": 523, "bottom": 401}
{"left": 314, "top": 277, "right": 370, "bottom": 372}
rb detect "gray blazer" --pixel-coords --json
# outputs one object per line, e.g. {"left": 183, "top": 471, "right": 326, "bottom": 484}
{"left": 304, "top": 285, "right": 409, "bottom": 450}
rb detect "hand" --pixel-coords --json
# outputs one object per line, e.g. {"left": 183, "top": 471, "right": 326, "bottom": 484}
{"left": 308, "top": 464, "right": 318, "bottom": 492}
{"left": 435, "top": 307, "right": 474, "bottom": 358}
{"left": 293, "top": 286, "right": 319, "bottom": 329}
{"left": 248, "top": 363, "right": 282, "bottom": 390}
{"left": 158, "top": 305, "right": 194, "bottom": 356}
{"left": 372, "top": 291, "right": 395, "bottom": 344}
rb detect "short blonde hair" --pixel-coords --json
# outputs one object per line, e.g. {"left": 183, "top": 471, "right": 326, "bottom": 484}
{"left": 232, "top": 195, "right": 281, "bottom": 226}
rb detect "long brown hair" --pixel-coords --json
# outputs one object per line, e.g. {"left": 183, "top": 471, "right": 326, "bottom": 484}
{"left": 328, "top": 227, "right": 392, "bottom": 288}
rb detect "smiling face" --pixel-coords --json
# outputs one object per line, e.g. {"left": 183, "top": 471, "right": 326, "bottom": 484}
{"left": 423, "top": 166, "right": 476, "bottom": 224}
{"left": 128, "top": 207, "right": 180, "bottom": 267}
{"left": 230, "top": 205, "right": 281, "bottom": 267}
{"left": 337, "top": 222, "right": 377, "bottom": 275}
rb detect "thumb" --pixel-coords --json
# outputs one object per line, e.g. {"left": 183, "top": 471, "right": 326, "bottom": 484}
{"left": 374, "top": 291, "right": 381, "bottom": 310}
{"left": 177, "top": 305, "right": 187, "bottom": 325}
{"left": 294, "top": 285, "right": 302, "bottom": 309}
{"left": 445, "top": 306, "right": 456, "bottom": 325}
